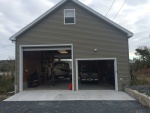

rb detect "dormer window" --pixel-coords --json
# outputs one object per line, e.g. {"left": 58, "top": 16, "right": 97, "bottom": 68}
{"left": 64, "top": 9, "right": 75, "bottom": 24}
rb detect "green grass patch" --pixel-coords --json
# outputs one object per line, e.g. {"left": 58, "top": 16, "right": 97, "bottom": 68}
{"left": 0, "top": 75, "right": 14, "bottom": 94}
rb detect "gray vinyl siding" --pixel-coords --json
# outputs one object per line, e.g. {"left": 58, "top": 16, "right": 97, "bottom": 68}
{"left": 15, "top": 1, "right": 130, "bottom": 92}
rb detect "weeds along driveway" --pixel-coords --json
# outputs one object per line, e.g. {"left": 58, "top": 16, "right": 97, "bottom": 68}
{"left": 0, "top": 101, "right": 149, "bottom": 113}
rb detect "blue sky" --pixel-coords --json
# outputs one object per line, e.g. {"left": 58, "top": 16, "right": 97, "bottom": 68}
{"left": 0, "top": 0, "right": 150, "bottom": 60}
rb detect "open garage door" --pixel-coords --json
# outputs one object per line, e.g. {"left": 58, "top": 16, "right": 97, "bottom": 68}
{"left": 19, "top": 44, "right": 74, "bottom": 91}
{"left": 76, "top": 58, "right": 118, "bottom": 91}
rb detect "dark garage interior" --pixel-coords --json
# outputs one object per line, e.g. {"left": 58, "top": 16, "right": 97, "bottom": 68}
{"left": 23, "top": 50, "right": 72, "bottom": 90}
{"left": 78, "top": 60, "right": 115, "bottom": 90}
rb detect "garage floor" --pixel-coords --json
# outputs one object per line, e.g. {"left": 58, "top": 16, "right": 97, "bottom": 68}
{"left": 5, "top": 90, "right": 134, "bottom": 101}
{"left": 79, "top": 82, "right": 115, "bottom": 90}
{"left": 26, "top": 78, "right": 71, "bottom": 90}
{"left": 26, "top": 80, "right": 114, "bottom": 90}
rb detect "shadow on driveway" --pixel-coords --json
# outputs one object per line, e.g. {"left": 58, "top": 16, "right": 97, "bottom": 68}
{"left": 0, "top": 101, "right": 149, "bottom": 113}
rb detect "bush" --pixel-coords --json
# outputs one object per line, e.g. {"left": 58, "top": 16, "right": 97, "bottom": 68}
{"left": 0, "top": 75, "right": 14, "bottom": 94}
{"left": 131, "top": 76, "right": 150, "bottom": 86}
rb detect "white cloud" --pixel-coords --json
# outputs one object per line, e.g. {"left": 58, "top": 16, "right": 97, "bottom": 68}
{"left": 82, "top": 0, "right": 93, "bottom": 5}
{"left": 129, "top": 52, "right": 138, "bottom": 60}
{"left": 0, "top": 0, "right": 150, "bottom": 60}
{"left": 0, "top": 0, "right": 57, "bottom": 60}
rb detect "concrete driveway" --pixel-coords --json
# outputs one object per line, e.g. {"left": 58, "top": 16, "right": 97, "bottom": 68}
{"left": 5, "top": 90, "right": 134, "bottom": 101}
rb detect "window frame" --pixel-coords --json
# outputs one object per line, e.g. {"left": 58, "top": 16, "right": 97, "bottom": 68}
{"left": 64, "top": 9, "right": 76, "bottom": 25}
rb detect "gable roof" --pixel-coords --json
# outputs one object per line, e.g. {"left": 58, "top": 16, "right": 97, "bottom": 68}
{"left": 10, "top": 0, "right": 133, "bottom": 41}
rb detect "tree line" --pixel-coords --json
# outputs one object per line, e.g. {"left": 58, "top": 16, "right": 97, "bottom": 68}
{"left": 132, "top": 46, "right": 150, "bottom": 72}
{"left": 0, "top": 59, "right": 15, "bottom": 76}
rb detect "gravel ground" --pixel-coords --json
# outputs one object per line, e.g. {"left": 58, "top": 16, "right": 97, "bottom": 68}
{"left": 0, "top": 101, "right": 149, "bottom": 113}
{"left": 130, "top": 85, "right": 150, "bottom": 96}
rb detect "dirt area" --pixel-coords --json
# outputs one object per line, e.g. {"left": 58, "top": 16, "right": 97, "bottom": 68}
{"left": 131, "top": 68, "right": 150, "bottom": 95}
{"left": 0, "top": 95, "right": 8, "bottom": 101}
{"left": 0, "top": 93, "right": 14, "bottom": 101}
{"left": 133, "top": 68, "right": 150, "bottom": 78}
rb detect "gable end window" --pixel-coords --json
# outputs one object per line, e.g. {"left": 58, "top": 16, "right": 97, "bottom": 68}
{"left": 64, "top": 9, "right": 75, "bottom": 24}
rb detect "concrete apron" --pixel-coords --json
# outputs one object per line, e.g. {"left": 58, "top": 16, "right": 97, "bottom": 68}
{"left": 5, "top": 90, "right": 135, "bottom": 101}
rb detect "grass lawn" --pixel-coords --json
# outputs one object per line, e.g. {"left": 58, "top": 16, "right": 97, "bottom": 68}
{"left": 0, "top": 75, "right": 14, "bottom": 101}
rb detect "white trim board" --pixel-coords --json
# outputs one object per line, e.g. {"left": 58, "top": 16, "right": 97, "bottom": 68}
{"left": 75, "top": 58, "right": 118, "bottom": 91}
{"left": 19, "top": 44, "right": 74, "bottom": 92}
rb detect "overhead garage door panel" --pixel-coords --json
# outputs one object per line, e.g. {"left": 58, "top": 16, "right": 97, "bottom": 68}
{"left": 23, "top": 46, "right": 71, "bottom": 51}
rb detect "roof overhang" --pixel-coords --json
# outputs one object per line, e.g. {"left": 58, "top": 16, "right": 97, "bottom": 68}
{"left": 10, "top": 0, "right": 133, "bottom": 41}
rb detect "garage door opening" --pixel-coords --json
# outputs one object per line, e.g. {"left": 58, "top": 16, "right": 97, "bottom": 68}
{"left": 20, "top": 45, "right": 73, "bottom": 91}
{"left": 76, "top": 58, "right": 117, "bottom": 91}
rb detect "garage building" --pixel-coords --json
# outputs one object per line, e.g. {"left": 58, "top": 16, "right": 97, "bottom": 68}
{"left": 10, "top": 0, "right": 133, "bottom": 92}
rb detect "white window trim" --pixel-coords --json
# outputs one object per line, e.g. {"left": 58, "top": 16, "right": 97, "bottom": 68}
{"left": 64, "top": 9, "right": 76, "bottom": 25}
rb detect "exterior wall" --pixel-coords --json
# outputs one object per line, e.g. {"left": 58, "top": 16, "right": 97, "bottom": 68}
{"left": 15, "top": 1, "right": 130, "bottom": 92}
{"left": 23, "top": 51, "right": 43, "bottom": 88}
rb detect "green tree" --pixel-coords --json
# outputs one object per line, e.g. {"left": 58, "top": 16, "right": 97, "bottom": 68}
{"left": 135, "top": 46, "right": 150, "bottom": 60}
{"left": 132, "top": 46, "right": 150, "bottom": 71}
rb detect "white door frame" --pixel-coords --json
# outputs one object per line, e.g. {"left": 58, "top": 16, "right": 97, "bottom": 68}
{"left": 75, "top": 58, "right": 118, "bottom": 91}
{"left": 19, "top": 44, "right": 74, "bottom": 92}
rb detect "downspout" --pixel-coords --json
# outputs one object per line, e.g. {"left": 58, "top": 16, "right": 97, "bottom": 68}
{"left": 12, "top": 40, "right": 16, "bottom": 44}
